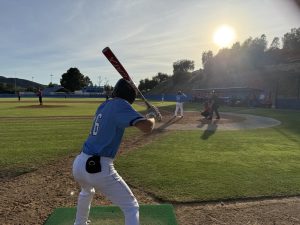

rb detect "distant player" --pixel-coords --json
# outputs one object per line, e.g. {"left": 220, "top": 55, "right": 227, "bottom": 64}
{"left": 37, "top": 88, "right": 43, "bottom": 105}
{"left": 174, "top": 91, "right": 187, "bottom": 117}
{"left": 17, "top": 91, "right": 21, "bottom": 101}
{"left": 207, "top": 90, "right": 220, "bottom": 120}
{"left": 201, "top": 100, "right": 211, "bottom": 119}
{"left": 72, "top": 78, "right": 158, "bottom": 225}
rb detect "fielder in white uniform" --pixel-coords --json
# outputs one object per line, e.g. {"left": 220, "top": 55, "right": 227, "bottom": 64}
{"left": 72, "top": 79, "right": 157, "bottom": 225}
{"left": 174, "top": 91, "right": 187, "bottom": 117}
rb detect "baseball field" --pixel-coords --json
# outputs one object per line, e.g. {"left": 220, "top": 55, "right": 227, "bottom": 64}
{"left": 1, "top": 97, "right": 300, "bottom": 225}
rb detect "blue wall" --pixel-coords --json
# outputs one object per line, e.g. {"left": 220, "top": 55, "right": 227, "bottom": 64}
{"left": 1, "top": 94, "right": 299, "bottom": 109}
{"left": 144, "top": 94, "right": 192, "bottom": 102}
{"left": 276, "top": 99, "right": 300, "bottom": 109}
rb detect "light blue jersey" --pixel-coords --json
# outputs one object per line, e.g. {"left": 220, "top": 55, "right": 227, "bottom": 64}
{"left": 82, "top": 98, "right": 145, "bottom": 158}
{"left": 176, "top": 94, "right": 186, "bottom": 103}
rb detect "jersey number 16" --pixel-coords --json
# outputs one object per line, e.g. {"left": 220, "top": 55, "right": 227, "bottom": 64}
{"left": 91, "top": 113, "right": 102, "bottom": 136}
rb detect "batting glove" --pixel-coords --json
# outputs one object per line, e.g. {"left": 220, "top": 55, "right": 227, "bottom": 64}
{"left": 146, "top": 105, "right": 162, "bottom": 121}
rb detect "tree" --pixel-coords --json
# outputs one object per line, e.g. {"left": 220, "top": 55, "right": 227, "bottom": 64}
{"left": 173, "top": 60, "right": 194, "bottom": 73}
{"left": 252, "top": 34, "right": 268, "bottom": 52}
{"left": 249, "top": 34, "right": 268, "bottom": 67}
{"left": 237, "top": 35, "right": 268, "bottom": 68}
{"left": 153, "top": 72, "right": 169, "bottom": 83}
{"left": 84, "top": 76, "right": 93, "bottom": 87}
{"left": 282, "top": 27, "right": 300, "bottom": 51}
{"left": 48, "top": 82, "right": 55, "bottom": 88}
{"left": 201, "top": 51, "right": 213, "bottom": 69}
{"left": 138, "top": 78, "right": 158, "bottom": 92}
{"left": 137, "top": 72, "right": 170, "bottom": 92}
{"left": 269, "top": 37, "right": 280, "bottom": 50}
{"left": 172, "top": 60, "right": 194, "bottom": 84}
{"left": 60, "top": 68, "right": 91, "bottom": 92}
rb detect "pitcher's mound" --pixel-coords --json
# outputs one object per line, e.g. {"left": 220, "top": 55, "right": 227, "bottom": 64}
{"left": 16, "top": 105, "right": 68, "bottom": 109}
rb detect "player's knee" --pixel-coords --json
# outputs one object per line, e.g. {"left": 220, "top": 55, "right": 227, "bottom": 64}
{"left": 121, "top": 201, "right": 139, "bottom": 215}
{"left": 80, "top": 188, "right": 95, "bottom": 197}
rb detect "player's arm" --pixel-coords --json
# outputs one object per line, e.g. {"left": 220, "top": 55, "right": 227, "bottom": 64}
{"left": 134, "top": 118, "right": 155, "bottom": 133}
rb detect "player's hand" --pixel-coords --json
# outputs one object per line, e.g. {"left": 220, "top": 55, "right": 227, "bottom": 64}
{"left": 146, "top": 105, "right": 162, "bottom": 121}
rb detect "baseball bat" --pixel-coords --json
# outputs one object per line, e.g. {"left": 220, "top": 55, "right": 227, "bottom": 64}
{"left": 102, "top": 47, "right": 151, "bottom": 106}
{"left": 102, "top": 47, "right": 162, "bottom": 120}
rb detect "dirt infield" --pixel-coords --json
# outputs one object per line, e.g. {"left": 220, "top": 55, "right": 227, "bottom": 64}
{"left": 156, "top": 111, "right": 281, "bottom": 131}
{"left": 1, "top": 111, "right": 300, "bottom": 225}
{"left": 16, "top": 105, "right": 69, "bottom": 109}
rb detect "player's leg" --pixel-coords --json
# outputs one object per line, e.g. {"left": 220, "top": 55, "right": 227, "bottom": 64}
{"left": 201, "top": 110, "right": 209, "bottom": 118}
{"left": 73, "top": 153, "right": 95, "bottom": 225}
{"left": 174, "top": 103, "right": 179, "bottom": 116}
{"left": 104, "top": 173, "right": 139, "bottom": 225}
{"left": 207, "top": 107, "right": 213, "bottom": 120}
{"left": 93, "top": 158, "right": 139, "bottom": 225}
{"left": 74, "top": 186, "right": 95, "bottom": 225}
{"left": 215, "top": 107, "right": 220, "bottom": 119}
{"left": 180, "top": 103, "right": 183, "bottom": 117}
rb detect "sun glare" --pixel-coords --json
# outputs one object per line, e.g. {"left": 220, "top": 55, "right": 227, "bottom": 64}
{"left": 213, "top": 25, "right": 236, "bottom": 48}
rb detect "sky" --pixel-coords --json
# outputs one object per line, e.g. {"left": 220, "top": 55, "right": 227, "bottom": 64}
{"left": 0, "top": 0, "right": 299, "bottom": 86}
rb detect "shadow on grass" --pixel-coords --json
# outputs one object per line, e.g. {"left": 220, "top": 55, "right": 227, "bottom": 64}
{"left": 156, "top": 116, "right": 183, "bottom": 131}
{"left": 200, "top": 119, "right": 219, "bottom": 140}
{"left": 0, "top": 166, "right": 36, "bottom": 182}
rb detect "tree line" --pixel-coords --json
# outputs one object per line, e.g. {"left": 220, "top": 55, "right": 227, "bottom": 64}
{"left": 138, "top": 27, "right": 300, "bottom": 93}
{"left": 202, "top": 27, "right": 300, "bottom": 77}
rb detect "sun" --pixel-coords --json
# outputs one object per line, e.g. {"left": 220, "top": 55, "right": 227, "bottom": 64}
{"left": 213, "top": 25, "right": 236, "bottom": 48}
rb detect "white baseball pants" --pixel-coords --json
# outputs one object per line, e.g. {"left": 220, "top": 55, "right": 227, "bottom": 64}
{"left": 174, "top": 102, "right": 184, "bottom": 116}
{"left": 72, "top": 152, "right": 139, "bottom": 225}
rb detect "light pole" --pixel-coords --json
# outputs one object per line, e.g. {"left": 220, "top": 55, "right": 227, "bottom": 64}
{"left": 32, "top": 76, "right": 34, "bottom": 82}
{"left": 98, "top": 76, "right": 102, "bottom": 87}
{"left": 297, "top": 74, "right": 300, "bottom": 100}
{"left": 50, "top": 74, "right": 53, "bottom": 83}
{"left": 14, "top": 77, "right": 17, "bottom": 93}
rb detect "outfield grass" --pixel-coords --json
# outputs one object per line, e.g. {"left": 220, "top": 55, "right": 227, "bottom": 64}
{"left": 1, "top": 98, "right": 300, "bottom": 203}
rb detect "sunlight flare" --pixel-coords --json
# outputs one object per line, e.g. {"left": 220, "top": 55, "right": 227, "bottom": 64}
{"left": 213, "top": 25, "right": 236, "bottom": 48}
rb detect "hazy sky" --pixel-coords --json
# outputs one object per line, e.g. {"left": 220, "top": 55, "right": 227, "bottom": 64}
{"left": 0, "top": 0, "right": 299, "bottom": 86}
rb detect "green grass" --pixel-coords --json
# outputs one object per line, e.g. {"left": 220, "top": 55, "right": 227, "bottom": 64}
{"left": 0, "top": 97, "right": 146, "bottom": 117}
{"left": 116, "top": 106, "right": 300, "bottom": 202}
{"left": 1, "top": 98, "right": 300, "bottom": 203}
{"left": 44, "top": 204, "right": 177, "bottom": 225}
{"left": 0, "top": 98, "right": 145, "bottom": 177}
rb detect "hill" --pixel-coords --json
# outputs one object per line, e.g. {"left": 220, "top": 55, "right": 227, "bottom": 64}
{"left": 148, "top": 70, "right": 204, "bottom": 94}
{"left": 148, "top": 62, "right": 300, "bottom": 98}
{"left": 0, "top": 76, "right": 44, "bottom": 90}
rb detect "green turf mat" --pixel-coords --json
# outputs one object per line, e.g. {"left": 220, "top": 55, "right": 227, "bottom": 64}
{"left": 44, "top": 204, "right": 178, "bottom": 225}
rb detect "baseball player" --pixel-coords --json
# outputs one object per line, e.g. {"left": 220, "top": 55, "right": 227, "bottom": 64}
{"left": 207, "top": 90, "right": 220, "bottom": 120}
{"left": 201, "top": 100, "right": 211, "bottom": 119}
{"left": 174, "top": 91, "right": 187, "bottom": 117}
{"left": 72, "top": 78, "right": 158, "bottom": 225}
{"left": 37, "top": 88, "right": 43, "bottom": 105}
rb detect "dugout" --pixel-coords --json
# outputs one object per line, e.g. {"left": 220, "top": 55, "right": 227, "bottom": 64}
{"left": 192, "top": 87, "right": 270, "bottom": 107}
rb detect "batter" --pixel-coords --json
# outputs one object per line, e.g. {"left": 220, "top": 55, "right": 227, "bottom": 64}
{"left": 72, "top": 79, "right": 158, "bottom": 225}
